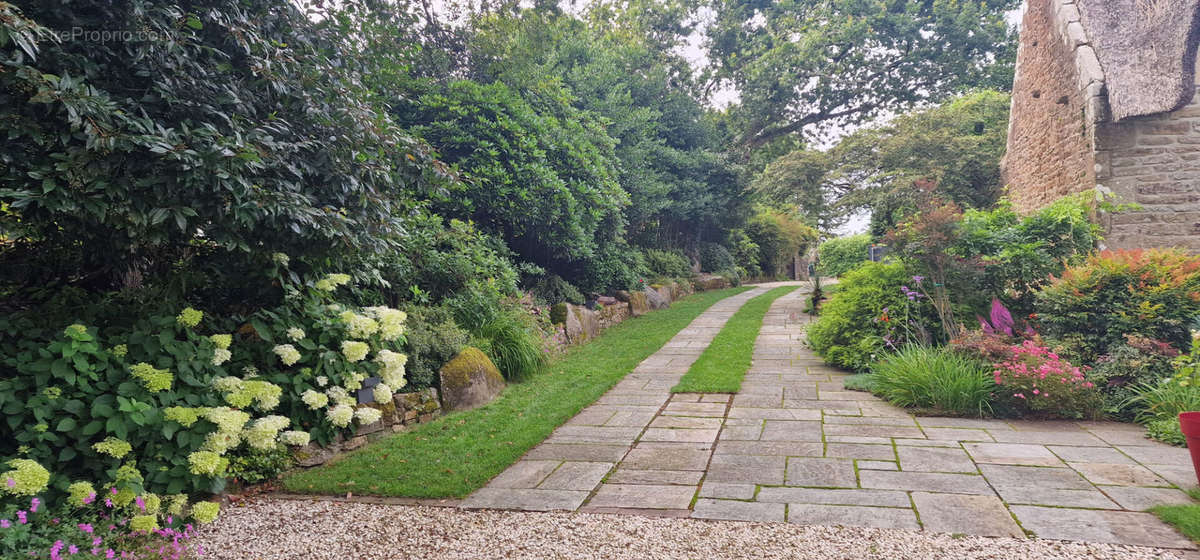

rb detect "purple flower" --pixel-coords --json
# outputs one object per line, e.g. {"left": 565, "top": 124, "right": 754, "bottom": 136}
{"left": 135, "top": 496, "right": 145, "bottom": 512}
{"left": 16, "top": 511, "right": 27, "bottom": 524}
{"left": 912, "top": 275, "right": 924, "bottom": 284}
{"left": 5, "top": 478, "right": 14, "bottom": 488}
{"left": 83, "top": 492, "right": 96, "bottom": 505}
{"left": 30, "top": 497, "right": 40, "bottom": 512}
{"left": 106, "top": 549, "right": 116, "bottom": 559}
{"left": 68, "top": 545, "right": 78, "bottom": 554}
{"left": 0, "top": 519, "right": 9, "bottom": 528}
{"left": 78, "top": 523, "right": 94, "bottom": 534}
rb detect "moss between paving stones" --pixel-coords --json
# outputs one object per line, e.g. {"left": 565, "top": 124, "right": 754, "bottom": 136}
{"left": 671, "top": 285, "right": 800, "bottom": 394}
{"left": 282, "top": 286, "right": 751, "bottom": 498}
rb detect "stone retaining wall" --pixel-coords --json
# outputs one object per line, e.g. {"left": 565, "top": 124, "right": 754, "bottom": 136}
{"left": 294, "top": 388, "right": 442, "bottom": 468}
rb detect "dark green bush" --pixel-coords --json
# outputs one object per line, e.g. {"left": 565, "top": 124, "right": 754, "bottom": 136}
{"left": 818, "top": 234, "right": 872, "bottom": 277}
{"left": 226, "top": 444, "right": 294, "bottom": 485}
{"left": 644, "top": 249, "right": 694, "bottom": 280}
{"left": 402, "top": 306, "right": 471, "bottom": 390}
{"left": 808, "top": 262, "right": 940, "bottom": 371}
{"left": 1088, "top": 336, "right": 1179, "bottom": 420}
{"left": 698, "top": 243, "right": 735, "bottom": 273}
{"left": 572, "top": 245, "right": 648, "bottom": 294}
{"left": 528, "top": 274, "right": 585, "bottom": 305}
{"left": 1036, "top": 249, "right": 1200, "bottom": 365}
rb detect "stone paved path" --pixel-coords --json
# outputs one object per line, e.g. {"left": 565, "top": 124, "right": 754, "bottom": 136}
{"left": 462, "top": 284, "right": 1200, "bottom": 551}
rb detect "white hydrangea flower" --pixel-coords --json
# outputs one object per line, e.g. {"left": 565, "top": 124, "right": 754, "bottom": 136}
{"left": 273, "top": 344, "right": 302, "bottom": 367}
{"left": 279, "top": 430, "right": 310, "bottom": 447}
{"left": 341, "top": 341, "right": 369, "bottom": 363}
{"left": 211, "top": 348, "right": 232, "bottom": 366}
{"left": 340, "top": 311, "right": 378, "bottom": 339}
{"left": 326, "top": 404, "right": 354, "bottom": 428}
{"left": 372, "top": 383, "right": 393, "bottom": 405}
{"left": 301, "top": 389, "right": 329, "bottom": 410}
{"left": 376, "top": 350, "right": 408, "bottom": 389}
{"left": 286, "top": 327, "right": 305, "bottom": 341}
{"left": 366, "top": 307, "right": 407, "bottom": 341}
{"left": 316, "top": 375, "right": 328, "bottom": 387}
{"left": 325, "top": 386, "right": 355, "bottom": 407}
{"left": 354, "top": 407, "right": 382, "bottom": 425}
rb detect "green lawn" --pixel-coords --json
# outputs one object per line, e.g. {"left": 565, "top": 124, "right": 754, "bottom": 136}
{"left": 670, "top": 285, "right": 800, "bottom": 393}
{"left": 1152, "top": 488, "right": 1200, "bottom": 543}
{"left": 282, "top": 286, "right": 751, "bottom": 498}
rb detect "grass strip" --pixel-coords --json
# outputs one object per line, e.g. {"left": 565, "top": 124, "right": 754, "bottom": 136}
{"left": 1152, "top": 489, "right": 1200, "bottom": 544}
{"left": 670, "top": 285, "right": 800, "bottom": 393}
{"left": 282, "top": 286, "right": 751, "bottom": 498}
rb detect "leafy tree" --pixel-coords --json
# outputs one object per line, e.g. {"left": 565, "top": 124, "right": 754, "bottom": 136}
{"left": 754, "top": 91, "right": 1011, "bottom": 234}
{"left": 394, "top": 79, "right": 626, "bottom": 268}
{"left": 0, "top": 0, "right": 447, "bottom": 296}
{"left": 706, "top": 0, "right": 1017, "bottom": 149}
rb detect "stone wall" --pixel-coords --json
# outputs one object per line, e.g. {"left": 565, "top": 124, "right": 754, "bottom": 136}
{"left": 294, "top": 388, "right": 441, "bottom": 468}
{"left": 1003, "top": 0, "right": 1101, "bottom": 213}
{"left": 1099, "top": 87, "right": 1200, "bottom": 251}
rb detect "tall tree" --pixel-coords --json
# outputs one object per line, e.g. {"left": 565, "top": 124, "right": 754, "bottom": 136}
{"left": 706, "top": 0, "right": 1017, "bottom": 150}
{"left": 753, "top": 90, "right": 1011, "bottom": 234}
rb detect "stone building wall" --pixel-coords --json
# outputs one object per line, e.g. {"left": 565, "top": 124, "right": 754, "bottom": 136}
{"left": 1004, "top": 0, "right": 1098, "bottom": 213}
{"left": 1099, "top": 87, "right": 1200, "bottom": 251}
{"left": 1005, "top": 0, "right": 1200, "bottom": 252}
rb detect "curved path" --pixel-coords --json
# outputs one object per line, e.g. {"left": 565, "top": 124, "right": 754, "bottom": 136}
{"left": 197, "top": 283, "right": 1198, "bottom": 558}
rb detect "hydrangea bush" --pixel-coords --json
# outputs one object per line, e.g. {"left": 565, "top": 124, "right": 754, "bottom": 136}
{"left": 0, "top": 263, "right": 410, "bottom": 550}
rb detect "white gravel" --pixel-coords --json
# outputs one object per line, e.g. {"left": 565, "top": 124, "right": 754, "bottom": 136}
{"left": 194, "top": 497, "right": 1187, "bottom": 559}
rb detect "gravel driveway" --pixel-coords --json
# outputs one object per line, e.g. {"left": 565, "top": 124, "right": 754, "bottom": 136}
{"left": 194, "top": 498, "right": 1186, "bottom": 559}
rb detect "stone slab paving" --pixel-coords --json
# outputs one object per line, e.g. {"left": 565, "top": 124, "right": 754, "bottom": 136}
{"left": 462, "top": 283, "right": 1200, "bottom": 551}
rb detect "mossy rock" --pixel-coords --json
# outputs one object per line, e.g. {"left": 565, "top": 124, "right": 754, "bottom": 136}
{"left": 438, "top": 347, "right": 505, "bottom": 412}
{"left": 628, "top": 291, "right": 650, "bottom": 316}
{"left": 549, "top": 302, "right": 569, "bottom": 325}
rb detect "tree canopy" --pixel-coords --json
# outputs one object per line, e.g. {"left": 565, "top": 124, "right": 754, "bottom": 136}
{"left": 706, "top": 0, "right": 1017, "bottom": 149}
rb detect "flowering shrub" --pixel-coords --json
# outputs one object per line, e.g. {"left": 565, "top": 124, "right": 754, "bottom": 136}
{"left": 0, "top": 476, "right": 211, "bottom": 559}
{"left": 1036, "top": 249, "right": 1200, "bottom": 364}
{"left": 0, "top": 263, "right": 411, "bottom": 538}
{"left": 991, "top": 340, "right": 1100, "bottom": 418}
{"left": 808, "top": 262, "right": 941, "bottom": 371}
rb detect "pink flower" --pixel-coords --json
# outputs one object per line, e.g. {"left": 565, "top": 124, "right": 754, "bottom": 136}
{"left": 5, "top": 478, "right": 14, "bottom": 488}
{"left": 69, "top": 545, "right": 79, "bottom": 554}
{"left": 30, "top": 497, "right": 40, "bottom": 512}
{"left": 1014, "top": 393, "right": 1026, "bottom": 399}
{"left": 0, "top": 519, "right": 9, "bottom": 528}
{"left": 78, "top": 523, "right": 93, "bottom": 534}
{"left": 135, "top": 496, "right": 145, "bottom": 512}
{"left": 17, "top": 510, "right": 27, "bottom": 524}
{"left": 83, "top": 492, "right": 96, "bottom": 505}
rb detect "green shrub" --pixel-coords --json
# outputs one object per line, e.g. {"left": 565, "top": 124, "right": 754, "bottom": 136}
{"left": 698, "top": 243, "right": 735, "bottom": 273}
{"left": 818, "top": 234, "right": 872, "bottom": 277}
{"left": 549, "top": 303, "right": 569, "bottom": 325}
{"left": 528, "top": 274, "right": 585, "bottom": 305}
{"left": 401, "top": 306, "right": 470, "bottom": 390}
{"left": 573, "top": 245, "right": 648, "bottom": 294}
{"left": 867, "top": 345, "right": 994, "bottom": 416}
{"left": 644, "top": 249, "right": 694, "bottom": 280}
{"left": 226, "top": 444, "right": 295, "bottom": 485}
{"left": 1036, "top": 249, "right": 1200, "bottom": 364}
{"left": 1088, "top": 335, "right": 1179, "bottom": 420}
{"left": 807, "top": 262, "right": 939, "bottom": 371}
{"left": 475, "top": 311, "right": 547, "bottom": 381}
